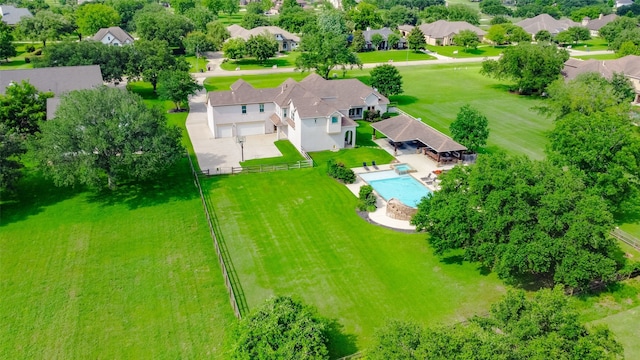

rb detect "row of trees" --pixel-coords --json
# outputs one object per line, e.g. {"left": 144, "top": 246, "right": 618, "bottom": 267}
{"left": 221, "top": 33, "right": 279, "bottom": 62}
{"left": 228, "top": 288, "right": 623, "bottom": 359}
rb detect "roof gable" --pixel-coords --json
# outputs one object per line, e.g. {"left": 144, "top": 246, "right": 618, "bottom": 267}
{"left": 517, "top": 14, "right": 581, "bottom": 35}
{"left": 0, "top": 5, "right": 32, "bottom": 25}
{"left": 93, "top": 26, "right": 134, "bottom": 44}
{"left": 418, "top": 20, "right": 486, "bottom": 38}
{"left": 0, "top": 65, "right": 104, "bottom": 95}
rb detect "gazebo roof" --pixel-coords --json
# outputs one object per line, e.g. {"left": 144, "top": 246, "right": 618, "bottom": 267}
{"left": 372, "top": 114, "right": 467, "bottom": 153}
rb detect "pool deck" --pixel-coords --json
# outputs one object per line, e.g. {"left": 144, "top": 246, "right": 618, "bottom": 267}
{"left": 345, "top": 138, "right": 459, "bottom": 231}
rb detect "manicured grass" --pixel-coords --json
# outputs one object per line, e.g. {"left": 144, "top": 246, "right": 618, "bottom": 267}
{"left": 573, "top": 37, "right": 610, "bottom": 51}
{"left": 204, "top": 65, "right": 551, "bottom": 159}
{"left": 216, "top": 13, "right": 244, "bottom": 26}
{"left": 356, "top": 120, "right": 386, "bottom": 147}
{"left": 591, "top": 304, "right": 640, "bottom": 359}
{"left": 240, "top": 140, "right": 304, "bottom": 166}
{"left": 0, "top": 162, "right": 236, "bottom": 359}
{"left": 220, "top": 52, "right": 300, "bottom": 71}
{"left": 573, "top": 53, "right": 619, "bottom": 60}
{"left": 203, "top": 169, "right": 506, "bottom": 355}
{"left": 573, "top": 278, "right": 640, "bottom": 323}
{"left": 425, "top": 44, "right": 506, "bottom": 58}
{"left": 185, "top": 55, "right": 209, "bottom": 73}
{"left": 356, "top": 50, "right": 436, "bottom": 63}
{"left": 0, "top": 43, "right": 41, "bottom": 70}
{"left": 310, "top": 147, "right": 395, "bottom": 169}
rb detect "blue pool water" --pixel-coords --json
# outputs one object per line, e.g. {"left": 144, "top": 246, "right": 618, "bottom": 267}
{"left": 394, "top": 164, "right": 413, "bottom": 172}
{"left": 360, "top": 170, "right": 431, "bottom": 208}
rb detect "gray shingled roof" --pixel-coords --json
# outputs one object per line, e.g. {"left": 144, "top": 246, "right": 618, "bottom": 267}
{"left": 93, "top": 26, "right": 134, "bottom": 44}
{"left": 0, "top": 65, "right": 104, "bottom": 95}
{"left": 418, "top": 20, "right": 486, "bottom": 38}
{"left": 207, "top": 73, "right": 390, "bottom": 119}
{"left": 362, "top": 27, "right": 406, "bottom": 43}
{"left": 563, "top": 55, "right": 640, "bottom": 80}
{"left": 0, "top": 5, "right": 32, "bottom": 25}
{"left": 584, "top": 14, "right": 617, "bottom": 31}
{"left": 227, "top": 24, "right": 300, "bottom": 42}
{"left": 516, "top": 14, "right": 580, "bottom": 35}
{"left": 371, "top": 114, "right": 467, "bottom": 153}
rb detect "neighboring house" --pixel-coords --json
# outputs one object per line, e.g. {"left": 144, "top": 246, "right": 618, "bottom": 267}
{"left": 205, "top": 74, "right": 390, "bottom": 152}
{"left": 399, "top": 20, "right": 486, "bottom": 46}
{"left": 562, "top": 55, "right": 640, "bottom": 105}
{"left": 362, "top": 27, "right": 406, "bottom": 50}
{"left": 227, "top": 25, "right": 300, "bottom": 52}
{"left": 93, "top": 26, "right": 134, "bottom": 46}
{"left": 0, "top": 65, "right": 104, "bottom": 119}
{"left": 0, "top": 5, "right": 32, "bottom": 26}
{"left": 581, "top": 14, "right": 617, "bottom": 37}
{"left": 616, "top": 0, "right": 633, "bottom": 7}
{"left": 516, "top": 14, "right": 580, "bottom": 37}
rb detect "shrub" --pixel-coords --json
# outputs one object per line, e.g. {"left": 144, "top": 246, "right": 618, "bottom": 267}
{"left": 381, "top": 112, "right": 398, "bottom": 119}
{"left": 33, "top": 49, "right": 42, "bottom": 56}
{"left": 327, "top": 161, "right": 356, "bottom": 184}
{"left": 24, "top": 57, "right": 30, "bottom": 63}
{"left": 25, "top": 45, "right": 36, "bottom": 53}
{"left": 358, "top": 185, "right": 377, "bottom": 211}
{"left": 363, "top": 109, "right": 381, "bottom": 122}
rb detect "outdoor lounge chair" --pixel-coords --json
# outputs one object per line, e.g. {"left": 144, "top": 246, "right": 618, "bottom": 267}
{"left": 363, "top": 162, "right": 369, "bottom": 171}
{"left": 372, "top": 160, "right": 378, "bottom": 169}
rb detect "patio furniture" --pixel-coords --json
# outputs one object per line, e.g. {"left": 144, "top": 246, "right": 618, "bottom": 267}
{"left": 363, "top": 162, "right": 369, "bottom": 171}
{"left": 372, "top": 160, "right": 378, "bottom": 169}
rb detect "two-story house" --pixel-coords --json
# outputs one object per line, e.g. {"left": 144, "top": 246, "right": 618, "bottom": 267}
{"left": 205, "top": 74, "right": 390, "bottom": 152}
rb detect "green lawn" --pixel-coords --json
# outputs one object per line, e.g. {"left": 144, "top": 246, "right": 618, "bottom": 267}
{"left": 0, "top": 161, "right": 236, "bottom": 359}
{"left": 0, "top": 81, "right": 237, "bottom": 358}
{"left": 425, "top": 45, "right": 506, "bottom": 58}
{"left": 573, "top": 37, "right": 610, "bottom": 51}
{"left": 240, "top": 140, "right": 304, "bottom": 166}
{"left": 220, "top": 52, "right": 300, "bottom": 71}
{"left": 203, "top": 169, "right": 506, "bottom": 355}
{"left": 591, "top": 304, "right": 640, "bottom": 359}
{"left": 310, "top": 147, "right": 395, "bottom": 169}
{"left": 0, "top": 43, "right": 41, "bottom": 70}
{"left": 356, "top": 50, "right": 436, "bottom": 63}
{"left": 204, "top": 65, "right": 551, "bottom": 159}
{"left": 216, "top": 13, "right": 244, "bottom": 26}
{"left": 573, "top": 53, "right": 619, "bottom": 60}
{"left": 185, "top": 55, "right": 209, "bottom": 73}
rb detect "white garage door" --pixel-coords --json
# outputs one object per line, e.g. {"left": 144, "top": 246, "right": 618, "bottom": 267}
{"left": 237, "top": 122, "right": 264, "bottom": 136}
{"left": 216, "top": 124, "right": 233, "bottom": 138}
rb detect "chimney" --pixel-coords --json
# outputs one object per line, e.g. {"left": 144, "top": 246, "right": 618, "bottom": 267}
{"left": 581, "top": 17, "right": 589, "bottom": 26}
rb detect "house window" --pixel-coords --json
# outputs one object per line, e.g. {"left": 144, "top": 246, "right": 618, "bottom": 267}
{"left": 331, "top": 116, "right": 339, "bottom": 124}
{"left": 241, "top": 105, "right": 247, "bottom": 114}
{"left": 283, "top": 108, "right": 288, "bottom": 118}
{"left": 348, "top": 108, "right": 363, "bottom": 117}
{"left": 259, "top": 103, "right": 264, "bottom": 113}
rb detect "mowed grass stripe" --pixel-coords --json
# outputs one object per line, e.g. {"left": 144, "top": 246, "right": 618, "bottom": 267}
{"left": 204, "top": 169, "right": 505, "bottom": 352}
{"left": 0, "top": 162, "right": 236, "bottom": 359}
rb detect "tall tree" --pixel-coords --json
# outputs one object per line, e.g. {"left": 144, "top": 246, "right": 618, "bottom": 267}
{"left": 277, "top": 7, "right": 316, "bottom": 33}
{"left": 348, "top": 2, "right": 383, "bottom": 31}
{"left": 182, "top": 31, "right": 215, "bottom": 55}
{"left": 370, "top": 64, "right": 403, "bottom": 97}
{"left": 0, "top": 81, "right": 53, "bottom": 135}
{"left": 0, "top": 124, "right": 26, "bottom": 194}
{"left": 170, "top": 0, "right": 196, "bottom": 14}
{"left": 370, "top": 33, "right": 385, "bottom": 50}
{"left": 17, "top": 10, "right": 74, "bottom": 47}
{"left": 387, "top": 32, "right": 400, "bottom": 49}
{"left": 157, "top": 70, "right": 202, "bottom": 111}
{"left": 75, "top": 4, "right": 121, "bottom": 37}
{"left": 206, "top": 21, "right": 231, "bottom": 50}
{"left": 296, "top": 32, "right": 362, "bottom": 79}
{"left": 184, "top": 7, "right": 216, "bottom": 32}
{"left": 407, "top": 26, "right": 426, "bottom": 52}
{"left": 411, "top": 153, "right": 621, "bottom": 289}
{"left": 481, "top": 43, "right": 569, "bottom": 94}
{"left": 32, "top": 87, "right": 183, "bottom": 189}
{"left": 222, "top": 37, "right": 246, "bottom": 59}
{"left": 449, "top": 104, "right": 489, "bottom": 152}
{"left": 35, "top": 40, "right": 128, "bottom": 82}
{"left": 599, "top": 16, "right": 638, "bottom": 46}
{"left": 447, "top": 4, "right": 480, "bottom": 25}
{"left": 203, "top": 0, "right": 224, "bottom": 15}
{"left": 127, "top": 39, "right": 190, "bottom": 91}
{"left": 241, "top": 13, "right": 270, "bottom": 29}
{"left": 134, "top": 11, "right": 194, "bottom": 48}
{"left": 452, "top": 29, "right": 479, "bottom": 50}
{"left": 245, "top": 33, "right": 278, "bottom": 63}
{"left": 385, "top": 5, "right": 418, "bottom": 27}
{"left": 221, "top": 0, "right": 239, "bottom": 15}
{"left": 547, "top": 111, "right": 640, "bottom": 210}
{"left": 0, "top": 22, "right": 17, "bottom": 62}
{"left": 231, "top": 296, "right": 330, "bottom": 359}
{"left": 108, "top": 0, "right": 145, "bottom": 32}
{"left": 351, "top": 30, "right": 366, "bottom": 52}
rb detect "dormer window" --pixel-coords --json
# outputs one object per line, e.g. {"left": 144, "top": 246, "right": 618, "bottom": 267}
{"left": 331, "top": 116, "right": 338, "bottom": 124}
{"left": 283, "top": 108, "right": 288, "bottom": 118}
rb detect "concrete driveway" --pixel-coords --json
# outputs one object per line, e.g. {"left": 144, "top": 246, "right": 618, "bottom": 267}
{"left": 185, "top": 89, "right": 282, "bottom": 173}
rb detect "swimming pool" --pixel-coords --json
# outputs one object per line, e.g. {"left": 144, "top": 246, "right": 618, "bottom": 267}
{"left": 359, "top": 170, "right": 431, "bottom": 208}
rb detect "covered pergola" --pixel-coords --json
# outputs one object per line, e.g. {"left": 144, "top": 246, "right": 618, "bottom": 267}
{"left": 371, "top": 114, "right": 468, "bottom": 164}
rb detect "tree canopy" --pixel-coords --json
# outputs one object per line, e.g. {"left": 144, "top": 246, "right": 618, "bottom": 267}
{"left": 369, "top": 64, "right": 403, "bottom": 97}
{"left": 231, "top": 296, "right": 330, "bottom": 359}
{"left": 32, "top": 87, "right": 183, "bottom": 189}
{"left": 407, "top": 26, "right": 426, "bottom": 52}
{"left": 157, "top": 70, "right": 202, "bottom": 111}
{"left": 134, "top": 10, "right": 194, "bottom": 48}
{"left": 0, "top": 124, "right": 26, "bottom": 194}
{"left": 452, "top": 29, "right": 479, "bottom": 50}
{"left": 245, "top": 32, "right": 278, "bottom": 63}
{"left": 127, "top": 39, "right": 190, "bottom": 91}
{"left": 449, "top": 104, "right": 489, "bottom": 152}
{"left": 0, "top": 22, "right": 17, "bottom": 61}
{"left": 480, "top": 43, "right": 569, "bottom": 94}
{"left": 411, "top": 152, "right": 622, "bottom": 290}
{"left": 368, "top": 287, "right": 623, "bottom": 359}
{"left": 0, "top": 80, "right": 52, "bottom": 135}
{"left": 75, "top": 3, "right": 121, "bottom": 37}
{"left": 17, "top": 10, "right": 74, "bottom": 47}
